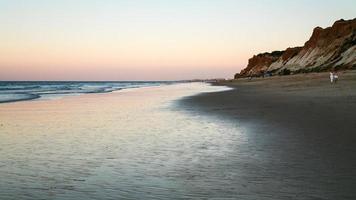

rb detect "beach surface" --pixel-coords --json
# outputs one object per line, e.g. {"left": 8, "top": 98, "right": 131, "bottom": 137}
{"left": 0, "top": 83, "right": 244, "bottom": 200}
{"left": 179, "top": 70, "right": 356, "bottom": 199}
{"left": 1, "top": 74, "right": 356, "bottom": 199}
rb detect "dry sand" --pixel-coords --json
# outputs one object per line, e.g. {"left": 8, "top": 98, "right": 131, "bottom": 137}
{"left": 179, "top": 70, "right": 356, "bottom": 198}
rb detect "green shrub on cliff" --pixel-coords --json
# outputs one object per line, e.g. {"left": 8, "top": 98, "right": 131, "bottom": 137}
{"left": 279, "top": 69, "right": 291, "bottom": 75}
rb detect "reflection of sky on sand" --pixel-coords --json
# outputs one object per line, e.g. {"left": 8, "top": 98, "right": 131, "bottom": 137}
{"left": 0, "top": 83, "right": 247, "bottom": 199}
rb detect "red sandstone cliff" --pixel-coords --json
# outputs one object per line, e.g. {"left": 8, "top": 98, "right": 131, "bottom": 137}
{"left": 237, "top": 18, "right": 356, "bottom": 77}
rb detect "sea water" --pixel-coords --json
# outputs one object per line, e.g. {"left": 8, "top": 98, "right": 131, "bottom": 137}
{"left": 0, "top": 81, "right": 169, "bottom": 103}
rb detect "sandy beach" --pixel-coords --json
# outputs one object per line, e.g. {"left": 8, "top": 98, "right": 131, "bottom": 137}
{"left": 0, "top": 73, "right": 356, "bottom": 199}
{"left": 179, "top": 70, "right": 356, "bottom": 199}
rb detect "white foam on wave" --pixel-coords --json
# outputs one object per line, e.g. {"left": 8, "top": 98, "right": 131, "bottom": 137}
{"left": 0, "top": 81, "right": 166, "bottom": 103}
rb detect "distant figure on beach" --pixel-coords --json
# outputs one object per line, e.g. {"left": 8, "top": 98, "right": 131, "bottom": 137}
{"left": 334, "top": 71, "right": 339, "bottom": 83}
{"left": 330, "top": 72, "right": 334, "bottom": 83}
{"left": 330, "top": 71, "right": 339, "bottom": 83}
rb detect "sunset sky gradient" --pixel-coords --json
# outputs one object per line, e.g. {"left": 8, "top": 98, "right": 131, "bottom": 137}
{"left": 1, "top": 0, "right": 355, "bottom": 80}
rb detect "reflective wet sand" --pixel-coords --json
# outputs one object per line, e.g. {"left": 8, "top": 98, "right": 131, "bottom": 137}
{"left": 0, "top": 83, "right": 245, "bottom": 199}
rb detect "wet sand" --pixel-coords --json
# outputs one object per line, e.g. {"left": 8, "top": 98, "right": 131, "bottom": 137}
{"left": 0, "top": 83, "right": 242, "bottom": 199}
{"left": 179, "top": 70, "right": 356, "bottom": 199}
{"left": 1, "top": 77, "right": 356, "bottom": 199}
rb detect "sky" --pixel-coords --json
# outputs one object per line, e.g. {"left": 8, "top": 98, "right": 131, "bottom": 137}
{"left": 0, "top": 0, "right": 355, "bottom": 81}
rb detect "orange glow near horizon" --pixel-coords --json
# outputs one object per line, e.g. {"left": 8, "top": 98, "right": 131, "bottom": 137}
{"left": 0, "top": 33, "right": 250, "bottom": 80}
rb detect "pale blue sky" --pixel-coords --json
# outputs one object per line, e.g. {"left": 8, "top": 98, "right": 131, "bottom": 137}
{"left": 0, "top": 0, "right": 355, "bottom": 80}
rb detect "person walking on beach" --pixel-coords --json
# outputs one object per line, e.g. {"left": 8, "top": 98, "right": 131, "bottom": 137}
{"left": 330, "top": 71, "right": 334, "bottom": 83}
{"left": 330, "top": 71, "right": 339, "bottom": 84}
{"left": 333, "top": 71, "right": 339, "bottom": 83}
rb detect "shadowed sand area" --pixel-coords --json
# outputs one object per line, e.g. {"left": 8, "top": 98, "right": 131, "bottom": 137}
{"left": 179, "top": 70, "right": 356, "bottom": 199}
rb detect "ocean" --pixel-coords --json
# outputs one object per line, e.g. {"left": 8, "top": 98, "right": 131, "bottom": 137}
{"left": 0, "top": 81, "right": 171, "bottom": 103}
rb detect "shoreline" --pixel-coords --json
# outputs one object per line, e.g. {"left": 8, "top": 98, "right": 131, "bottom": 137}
{"left": 1, "top": 76, "right": 356, "bottom": 198}
{"left": 0, "top": 82, "right": 239, "bottom": 199}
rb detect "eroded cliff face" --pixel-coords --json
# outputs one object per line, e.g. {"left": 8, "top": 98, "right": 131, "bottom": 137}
{"left": 238, "top": 18, "right": 356, "bottom": 77}
{"left": 239, "top": 51, "right": 283, "bottom": 76}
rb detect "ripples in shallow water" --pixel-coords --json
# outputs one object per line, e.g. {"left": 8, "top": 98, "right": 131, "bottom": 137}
{"left": 1, "top": 83, "right": 247, "bottom": 199}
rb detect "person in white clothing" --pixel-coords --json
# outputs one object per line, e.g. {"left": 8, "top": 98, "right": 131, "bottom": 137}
{"left": 330, "top": 72, "right": 334, "bottom": 83}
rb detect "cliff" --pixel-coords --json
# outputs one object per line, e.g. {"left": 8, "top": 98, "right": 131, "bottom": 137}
{"left": 237, "top": 18, "right": 356, "bottom": 77}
